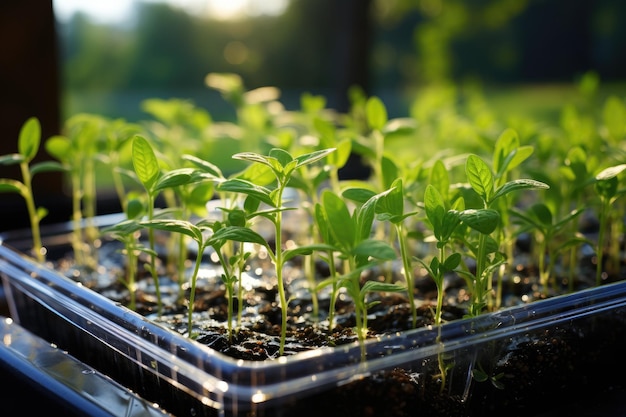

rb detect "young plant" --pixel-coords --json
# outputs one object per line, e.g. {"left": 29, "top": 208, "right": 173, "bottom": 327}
{"left": 490, "top": 128, "right": 535, "bottom": 308}
{"left": 0, "top": 117, "right": 64, "bottom": 262}
{"left": 509, "top": 203, "right": 585, "bottom": 295}
{"left": 217, "top": 147, "right": 335, "bottom": 355}
{"left": 130, "top": 135, "right": 206, "bottom": 315}
{"left": 464, "top": 153, "right": 549, "bottom": 315}
{"left": 593, "top": 163, "right": 626, "bottom": 285}
{"left": 45, "top": 115, "right": 110, "bottom": 269}
{"left": 558, "top": 146, "right": 598, "bottom": 290}
{"left": 315, "top": 189, "right": 403, "bottom": 361}
{"left": 102, "top": 197, "right": 150, "bottom": 311}
{"left": 139, "top": 218, "right": 268, "bottom": 338}
{"left": 343, "top": 178, "right": 421, "bottom": 328}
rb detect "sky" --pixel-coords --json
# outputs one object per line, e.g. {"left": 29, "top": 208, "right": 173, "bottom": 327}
{"left": 52, "top": 0, "right": 289, "bottom": 23}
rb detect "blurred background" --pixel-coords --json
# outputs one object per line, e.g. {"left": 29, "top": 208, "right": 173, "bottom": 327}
{"left": 1, "top": 0, "right": 625, "bottom": 229}
{"left": 52, "top": 0, "right": 626, "bottom": 121}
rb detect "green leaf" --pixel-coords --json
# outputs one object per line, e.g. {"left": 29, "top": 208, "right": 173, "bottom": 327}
{"left": 321, "top": 190, "right": 355, "bottom": 250}
{"left": 102, "top": 219, "right": 143, "bottom": 238}
{"left": 233, "top": 151, "right": 273, "bottom": 169}
{"left": 0, "top": 179, "right": 26, "bottom": 196}
{"left": 440, "top": 210, "right": 462, "bottom": 241}
{"left": 491, "top": 179, "right": 549, "bottom": 202}
{"left": 595, "top": 176, "right": 618, "bottom": 201}
{"left": 361, "top": 280, "right": 405, "bottom": 294}
{"left": 238, "top": 162, "right": 275, "bottom": 186}
{"left": 36, "top": 206, "right": 48, "bottom": 222}
{"left": 227, "top": 209, "right": 246, "bottom": 227}
{"left": 126, "top": 198, "right": 145, "bottom": 219}
{"left": 506, "top": 146, "right": 534, "bottom": 173}
{"left": 595, "top": 164, "right": 626, "bottom": 181}
{"left": 30, "top": 161, "right": 67, "bottom": 176}
{"left": 217, "top": 178, "right": 276, "bottom": 207}
{"left": 562, "top": 146, "right": 588, "bottom": 182}
{"left": 424, "top": 184, "right": 446, "bottom": 236}
{"left": 315, "top": 203, "right": 333, "bottom": 244}
{"left": 141, "top": 219, "right": 203, "bottom": 243}
{"left": 45, "top": 136, "right": 72, "bottom": 162}
{"left": 381, "top": 156, "right": 399, "bottom": 190}
{"left": 603, "top": 96, "right": 626, "bottom": 141}
{"left": 509, "top": 207, "right": 543, "bottom": 232}
{"left": 429, "top": 159, "right": 450, "bottom": 203}
{"left": 466, "top": 154, "right": 494, "bottom": 203}
{"left": 269, "top": 148, "right": 293, "bottom": 168}
{"left": 0, "top": 153, "right": 24, "bottom": 166}
{"left": 243, "top": 194, "right": 261, "bottom": 213}
{"left": 356, "top": 190, "right": 381, "bottom": 241}
{"left": 210, "top": 226, "right": 268, "bottom": 247}
{"left": 132, "top": 136, "right": 160, "bottom": 191}
{"left": 429, "top": 257, "right": 440, "bottom": 275}
{"left": 530, "top": 203, "right": 553, "bottom": 226}
{"left": 342, "top": 187, "right": 376, "bottom": 205}
{"left": 153, "top": 168, "right": 196, "bottom": 192}
{"left": 284, "top": 243, "right": 336, "bottom": 262}
{"left": 294, "top": 147, "right": 335, "bottom": 168}
{"left": 353, "top": 239, "right": 396, "bottom": 260}
{"left": 493, "top": 128, "right": 519, "bottom": 175}
{"left": 459, "top": 209, "right": 500, "bottom": 235}
{"left": 18, "top": 117, "right": 41, "bottom": 162}
{"left": 472, "top": 368, "right": 489, "bottom": 383}
{"left": 328, "top": 139, "right": 351, "bottom": 170}
{"left": 442, "top": 252, "right": 462, "bottom": 272}
{"left": 365, "top": 96, "right": 388, "bottom": 131}
{"left": 182, "top": 154, "right": 223, "bottom": 178}
{"left": 376, "top": 178, "right": 404, "bottom": 222}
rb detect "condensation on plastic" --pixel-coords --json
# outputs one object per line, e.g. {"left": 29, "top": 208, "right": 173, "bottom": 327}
{"left": 1, "top": 221, "right": 626, "bottom": 415}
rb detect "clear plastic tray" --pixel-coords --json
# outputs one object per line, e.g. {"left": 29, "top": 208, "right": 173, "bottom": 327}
{"left": 0, "top": 316, "right": 171, "bottom": 417}
{"left": 1, "top": 223, "right": 626, "bottom": 416}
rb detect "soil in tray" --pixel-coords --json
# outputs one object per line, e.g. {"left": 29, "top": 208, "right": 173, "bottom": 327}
{"left": 46, "top": 235, "right": 626, "bottom": 417}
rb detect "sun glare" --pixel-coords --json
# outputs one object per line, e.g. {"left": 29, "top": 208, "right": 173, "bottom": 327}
{"left": 205, "top": 0, "right": 248, "bottom": 20}
{"left": 53, "top": 0, "right": 289, "bottom": 23}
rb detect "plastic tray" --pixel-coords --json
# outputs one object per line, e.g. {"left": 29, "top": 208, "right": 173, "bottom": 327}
{"left": 1, "top": 222, "right": 626, "bottom": 416}
{"left": 0, "top": 315, "right": 171, "bottom": 416}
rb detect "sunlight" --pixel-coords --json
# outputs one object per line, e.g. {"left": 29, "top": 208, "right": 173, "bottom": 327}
{"left": 53, "top": 0, "right": 289, "bottom": 23}
{"left": 205, "top": 0, "right": 248, "bottom": 20}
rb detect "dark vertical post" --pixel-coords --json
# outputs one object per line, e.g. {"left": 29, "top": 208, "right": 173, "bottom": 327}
{"left": 0, "top": 0, "right": 67, "bottom": 231}
{"left": 333, "top": 0, "right": 372, "bottom": 179}
{"left": 333, "top": 0, "right": 372, "bottom": 112}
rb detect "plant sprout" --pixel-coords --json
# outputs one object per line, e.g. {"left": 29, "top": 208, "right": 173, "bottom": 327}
{"left": 0, "top": 117, "right": 64, "bottom": 262}
{"left": 141, "top": 218, "right": 267, "bottom": 338}
{"left": 593, "top": 163, "right": 626, "bottom": 286}
{"left": 316, "top": 189, "right": 403, "bottom": 360}
{"left": 464, "top": 153, "right": 549, "bottom": 315}
{"left": 510, "top": 203, "right": 585, "bottom": 295}
{"left": 217, "top": 147, "right": 335, "bottom": 355}
{"left": 130, "top": 135, "right": 206, "bottom": 315}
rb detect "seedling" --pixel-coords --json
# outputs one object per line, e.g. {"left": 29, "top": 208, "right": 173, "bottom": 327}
{"left": 558, "top": 146, "right": 598, "bottom": 290}
{"left": 343, "top": 178, "right": 421, "bottom": 327}
{"left": 316, "top": 189, "right": 403, "bottom": 360}
{"left": 464, "top": 153, "right": 549, "bottom": 315}
{"left": 510, "top": 203, "right": 585, "bottom": 294}
{"left": 0, "top": 117, "right": 64, "bottom": 262}
{"left": 46, "top": 115, "right": 111, "bottom": 269}
{"left": 217, "top": 147, "right": 335, "bottom": 355}
{"left": 102, "top": 198, "right": 150, "bottom": 311}
{"left": 141, "top": 218, "right": 267, "bottom": 338}
{"left": 593, "top": 163, "right": 626, "bottom": 285}
{"left": 130, "top": 135, "right": 207, "bottom": 315}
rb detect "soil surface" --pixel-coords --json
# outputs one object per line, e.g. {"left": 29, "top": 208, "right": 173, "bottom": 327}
{"left": 49, "top": 233, "right": 626, "bottom": 417}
